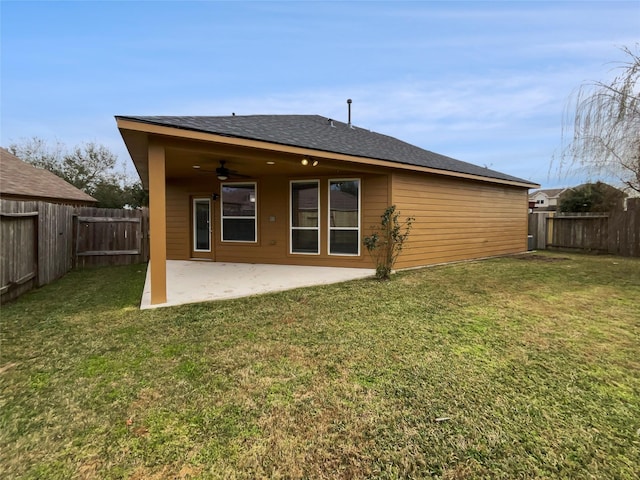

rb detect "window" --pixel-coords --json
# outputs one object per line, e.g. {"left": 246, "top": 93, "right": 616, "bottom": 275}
{"left": 329, "top": 179, "right": 360, "bottom": 255}
{"left": 193, "top": 198, "right": 211, "bottom": 251}
{"left": 221, "top": 183, "right": 257, "bottom": 242}
{"left": 290, "top": 180, "right": 319, "bottom": 254}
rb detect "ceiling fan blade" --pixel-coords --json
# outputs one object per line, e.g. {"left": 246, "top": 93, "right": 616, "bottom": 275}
{"left": 194, "top": 160, "right": 250, "bottom": 179}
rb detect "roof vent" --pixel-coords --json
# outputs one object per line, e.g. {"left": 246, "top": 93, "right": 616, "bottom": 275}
{"left": 347, "top": 99, "right": 353, "bottom": 127}
{"left": 328, "top": 118, "right": 336, "bottom": 128}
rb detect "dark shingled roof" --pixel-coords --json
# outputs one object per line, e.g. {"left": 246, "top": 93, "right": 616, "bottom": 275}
{"left": 117, "top": 114, "right": 534, "bottom": 185}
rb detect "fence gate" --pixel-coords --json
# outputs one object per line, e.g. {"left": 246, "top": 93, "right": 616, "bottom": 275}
{"left": 74, "top": 215, "right": 144, "bottom": 268}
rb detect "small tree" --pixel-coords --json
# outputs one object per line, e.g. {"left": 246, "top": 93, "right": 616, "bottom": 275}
{"left": 363, "top": 205, "right": 414, "bottom": 280}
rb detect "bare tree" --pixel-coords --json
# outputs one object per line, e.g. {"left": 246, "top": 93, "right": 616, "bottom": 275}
{"left": 559, "top": 45, "right": 640, "bottom": 194}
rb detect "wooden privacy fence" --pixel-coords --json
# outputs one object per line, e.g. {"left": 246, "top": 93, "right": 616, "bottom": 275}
{"left": 1, "top": 199, "right": 148, "bottom": 304}
{"left": 550, "top": 214, "right": 611, "bottom": 254}
{"left": 528, "top": 198, "right": 640, "bottom": 257}
{"left": 74, "top": 207, "right": 149, "bottom": 268}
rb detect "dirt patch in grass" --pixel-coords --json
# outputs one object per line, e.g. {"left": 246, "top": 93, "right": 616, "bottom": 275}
{"left": 512, "top": 253, "right": 571, "bottom": 262}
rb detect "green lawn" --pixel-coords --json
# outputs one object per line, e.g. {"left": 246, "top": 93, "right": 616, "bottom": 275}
{"left": 1, "top": 253, "right": 639, "bottom": 479}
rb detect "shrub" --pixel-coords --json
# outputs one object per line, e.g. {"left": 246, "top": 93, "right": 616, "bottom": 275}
{"left": 363, "top": 205, "right": 414, "bottom": 280}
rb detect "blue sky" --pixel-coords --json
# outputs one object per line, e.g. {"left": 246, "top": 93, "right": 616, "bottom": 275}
{"left": 2, "top": 1, "right": 638, "bottom": 188}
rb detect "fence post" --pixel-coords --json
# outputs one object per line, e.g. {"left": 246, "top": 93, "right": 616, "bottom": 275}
{"left": 72, "top": 213, "right": 78, "bottom": 269}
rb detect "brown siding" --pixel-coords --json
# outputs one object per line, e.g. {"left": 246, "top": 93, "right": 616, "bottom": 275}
{"left": 391, "top": 173, "right": 528, "bottom": 268}
{"left": 166, "top": 178, "right": 214, "bottom": 260}
{"left": 165, "top": 174, "right": 389, "bottom": 267}
{"left": 165, "top": 171, "right": 530, "bottom": 269}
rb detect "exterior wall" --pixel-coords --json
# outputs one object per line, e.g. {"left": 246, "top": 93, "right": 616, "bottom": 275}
{"left": 166, "top": 177, "right": 213, "bottom": 260}
{"left": 391, "top": 172, "right": 529, "bottom": 268}
{"left": 165, "top": 174, "right": 389, "bottom": 268}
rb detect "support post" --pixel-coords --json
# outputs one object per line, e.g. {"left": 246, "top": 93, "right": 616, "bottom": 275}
{"left": 148, "top": 142, "right": 167, "bottom": 305}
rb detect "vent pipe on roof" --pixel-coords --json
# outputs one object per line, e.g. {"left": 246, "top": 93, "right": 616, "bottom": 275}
{"left": 347, "top": 99, "right": 352, "bottom": 127}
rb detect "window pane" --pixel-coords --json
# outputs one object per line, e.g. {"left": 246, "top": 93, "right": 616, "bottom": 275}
{"left": 194, "top": 200, "right": 210, "bottom": 250}
{"left": 330, "top": 180, "right": 358, "bottom": 227}
{"left": 330, "top": 230, "right": 359, "bottom": 255}
{"left": 222, "top": 185, "right": 255, "bottom": 216}
{"left": 292, "top": 182, "right": 318, "bottom": 227}
{"left": 292, "top": 230, "right": 318, "bottom": 253}
{"left": 223, "top": 219, "right": 255, "bottom": 241}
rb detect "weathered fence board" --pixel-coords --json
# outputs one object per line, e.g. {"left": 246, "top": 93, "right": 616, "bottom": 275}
{"left": 528, "top": 212, "right": 550, "bottom": 250}
{"left": 74, "top": 210, "right": 148, "bottom": 268}
{"left": 38, "top": 202, "right": 74, "bottom": 286}
{"left": 550, "top": 215, "right": 609, "bottom": 253}
{"left": 608, "top": 201, "right": 640, "bottom": 257}
{"left": 1, "top": 209, "right": 38, "bottom": 303}
{"left": 1, "top": 199, "right": 149, "bottom": 303}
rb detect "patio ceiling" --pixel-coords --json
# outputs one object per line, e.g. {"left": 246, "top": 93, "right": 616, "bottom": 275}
{"left": 162, "top": 139, "right": 370, "bottom": 181}
{"left": 118, "top": 125, "right": 390, "bottom": 187}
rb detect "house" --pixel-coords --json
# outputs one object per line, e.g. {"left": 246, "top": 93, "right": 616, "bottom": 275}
{"left": 528, "top": 188, "right": 569, "bottom": 211}
{"left": 0, "top": 148, "right": 97, "bottom": 206}
{"left": 116, "top": 114, "right": 539, "bottom": 305}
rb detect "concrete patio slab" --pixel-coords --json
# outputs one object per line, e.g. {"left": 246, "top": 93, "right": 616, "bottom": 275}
{"left": 140, "top": 261, "right": 375, "bottom": 309}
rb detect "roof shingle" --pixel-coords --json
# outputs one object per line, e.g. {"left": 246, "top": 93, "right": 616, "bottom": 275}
{"left": 116, "top": 114, "right": 535, "bottom": 185}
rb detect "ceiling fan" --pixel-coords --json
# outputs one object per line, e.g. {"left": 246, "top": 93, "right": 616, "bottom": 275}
{"left": 193, "top": 160, "right": 247, "bottom": 180}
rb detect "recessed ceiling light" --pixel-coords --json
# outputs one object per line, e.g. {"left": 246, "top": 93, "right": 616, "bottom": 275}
{"left": 266, "top": 161, "right": 275, "bottom": 165}
{"left": 192, "top": 165, "right": 201, "bottom": 169}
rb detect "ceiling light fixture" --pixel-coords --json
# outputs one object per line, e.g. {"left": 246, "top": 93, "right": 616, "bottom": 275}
{"left": 301, "top": 158, "right": 309, "bottom": 166}
{"left": 216, "top": 160, "right": 230, "bottom": 180}
{"left": 312, "top": 160, "right": 319, "bottom": 167}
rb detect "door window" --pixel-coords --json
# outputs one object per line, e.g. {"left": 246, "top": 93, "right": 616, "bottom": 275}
{"left": 193, "top": 198, "right": 211, "bottom": 252}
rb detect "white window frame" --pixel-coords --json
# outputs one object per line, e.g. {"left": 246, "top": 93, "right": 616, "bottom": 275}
{"left": 328, "top": 178, "right": 361, "bottom": 256}
{"left": 290, "top": 180, "right": 320, "bottom": 255}
{"left": 220, "top": 182, "right": 257, "bottom": 243}
{"left": 192, "top": 197, "right": 211, "bottom": 252}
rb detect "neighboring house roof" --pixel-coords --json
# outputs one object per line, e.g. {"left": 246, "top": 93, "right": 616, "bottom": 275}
{"left": 0, "top": 147, "right": 97, "bottom": 205}
{"left": 116, "top": 114, "right": 537, "bottom": 187}
{"left": 529, "top": 188, "right": 568, "bottom": 199}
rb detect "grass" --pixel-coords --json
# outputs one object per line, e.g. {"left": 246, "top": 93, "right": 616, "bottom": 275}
{"left": 1, "top": 252, "right": 639, "bottom": 479}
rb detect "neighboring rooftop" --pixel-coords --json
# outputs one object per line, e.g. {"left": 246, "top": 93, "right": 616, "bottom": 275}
{"left": 529, "top": 188, "right": 569, "bottom": 198}
{"left": 116, "top": 114, "right": 537, "bottom": 186}
{"left": 0, "top": 148, "right": 97, "bottom": 205}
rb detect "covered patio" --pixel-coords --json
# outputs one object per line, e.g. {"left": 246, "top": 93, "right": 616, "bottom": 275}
{"left": 140, "top": 261, "right": 375, "bottom": 309}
